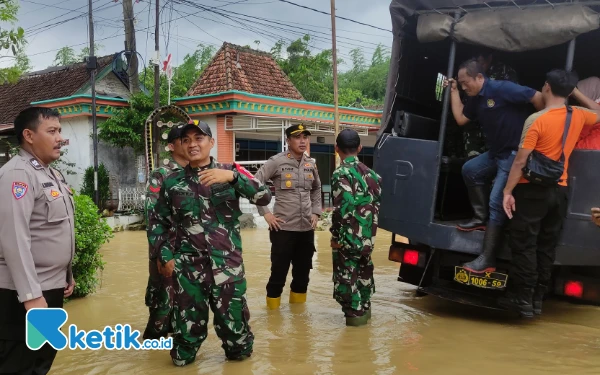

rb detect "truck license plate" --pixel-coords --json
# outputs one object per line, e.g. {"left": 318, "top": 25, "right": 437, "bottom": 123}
{"left": 454, "top": 266, "right": 507, "bottom": 290}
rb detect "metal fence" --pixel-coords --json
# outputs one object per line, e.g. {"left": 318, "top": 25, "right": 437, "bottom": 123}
{"left": 118, "top": 187, "right": 146, "bottom": 212}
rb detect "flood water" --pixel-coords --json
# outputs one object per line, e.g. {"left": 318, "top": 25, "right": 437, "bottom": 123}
{"left": 51, "top": 229, "right": 600, "bottom": 375}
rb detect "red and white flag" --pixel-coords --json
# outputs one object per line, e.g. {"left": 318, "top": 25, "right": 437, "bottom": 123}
{"left": 162, "top": 53, "right": 173, "bottom": 80}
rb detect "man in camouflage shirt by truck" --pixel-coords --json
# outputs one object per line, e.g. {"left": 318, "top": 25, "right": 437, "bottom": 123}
{"left": 330, "top": 129, "right": 382, "bottom": 327}
{"left": 147, "top": 121, "right": 272, "bottom": 366}
{"left": 143, "top": 124, "right": 188, "bottom": 341}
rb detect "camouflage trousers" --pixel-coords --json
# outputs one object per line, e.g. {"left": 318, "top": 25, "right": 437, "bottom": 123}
{"left": 143, "top": 259, "right": 175, "bottom": 340}
{"left": 171, "top": 254, "right": 253, "bottom": 366}
{"left": 332, "top": 248, "right": 375, "bottom": 318}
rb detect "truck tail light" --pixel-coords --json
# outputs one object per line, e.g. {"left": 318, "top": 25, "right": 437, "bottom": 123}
{"left": 564, "top": 280, "right": 584, "bottom": 298}
{"left": 403, "top": 250, "right": 420, "bottom": 266}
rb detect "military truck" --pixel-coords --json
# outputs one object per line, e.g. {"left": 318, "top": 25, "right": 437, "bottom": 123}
{"left": 375, "top": 0, "right": 600, "bottom": 309}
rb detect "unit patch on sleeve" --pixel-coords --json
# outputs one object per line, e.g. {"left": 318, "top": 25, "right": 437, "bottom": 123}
{"left": 12, "top": 182, "right": 28, "bottom": 200}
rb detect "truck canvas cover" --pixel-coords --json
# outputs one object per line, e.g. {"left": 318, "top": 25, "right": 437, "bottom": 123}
{"left": 381, "top": 0, "right": 600, "bottom": 136}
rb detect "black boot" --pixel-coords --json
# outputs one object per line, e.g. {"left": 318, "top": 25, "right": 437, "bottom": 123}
{"left": 532, "top": 283, "right": 549, "bottom": 315}
{"left": 462, "top": 223, "right": 502, "bottom": 273}
{"left": 497, "top": 286, "right": 534, "bottom": 318}
{"left": 457, "top": 185, "right": 490, "bottom": 231}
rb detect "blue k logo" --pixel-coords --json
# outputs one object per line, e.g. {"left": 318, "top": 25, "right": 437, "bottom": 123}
{"left": 26, "top": 308, "right": 68, "bottom": 350}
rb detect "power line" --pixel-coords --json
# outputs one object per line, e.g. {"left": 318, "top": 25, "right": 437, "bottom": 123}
{"left": 172, "top": 8, "right": 223, "bottom": 43}
{"left": 26, "top": 0, "right": 118, "bottom": 37}
{"left": 277, "top": 0, "right": 391, "bottom": 33}
{"left": 24, "top": 0, "right": 105, "bottom": 35}
{"left": 172, "top": 0, "right": 372, "bottom": 59}
{"left": 21, "top": 0, "right": 73, "bottom": 15}
{"left": 174, "top": 0, "right": 386, "bottom": 51}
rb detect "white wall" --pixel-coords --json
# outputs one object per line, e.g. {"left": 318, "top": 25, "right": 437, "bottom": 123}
{"left": 82, "top": 73, "right": 131, "bottom": 99}
{"left": 59, "top": 116, "right": 91, "bottom": 191}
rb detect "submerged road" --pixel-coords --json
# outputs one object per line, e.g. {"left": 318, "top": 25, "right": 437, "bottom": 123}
{"left": 50, "top": 229, "right": 600, "bottom": 374}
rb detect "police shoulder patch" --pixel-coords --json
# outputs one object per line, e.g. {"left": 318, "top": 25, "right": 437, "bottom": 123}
{"left": 12, "top": 182, "right": 28, "bottom": 200}
{"left": 29, "top": 158, "right": 43, "bottom": 170}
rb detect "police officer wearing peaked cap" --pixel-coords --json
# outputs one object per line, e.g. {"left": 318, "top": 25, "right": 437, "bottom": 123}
{"left": 0, "top": 107, "right": 76, "bottom": 374}
{"left": 254, "top": 123, "right": 322, "bottom": 309}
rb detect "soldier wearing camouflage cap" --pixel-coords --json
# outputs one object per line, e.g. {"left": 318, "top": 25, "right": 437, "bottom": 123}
{"left": 330, "top": 129, "right": 382, "bottom": 327}
{"left": 147, "top": 120, "right": 272, "bottom": 366}
{"left": 142, "top": 123, "right": 189, "bottom": 340}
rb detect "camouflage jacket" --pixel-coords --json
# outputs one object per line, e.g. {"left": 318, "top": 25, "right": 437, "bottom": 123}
{"left": 330, "top": 156, "right": 382, "bottom": 256}
{"left": 144, "top": 159, "right": 184, "bottom": 260}
{"left": 148, "top": 158, "right": 272, "bottom": 285}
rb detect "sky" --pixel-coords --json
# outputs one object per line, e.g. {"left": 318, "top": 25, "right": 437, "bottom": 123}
{"left": 7, "top": 0, "right": 394, "bottom": 73}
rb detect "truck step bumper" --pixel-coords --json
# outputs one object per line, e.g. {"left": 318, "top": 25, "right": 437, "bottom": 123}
{"left": 419, "top": 285, "right": 508, "bottom": 311}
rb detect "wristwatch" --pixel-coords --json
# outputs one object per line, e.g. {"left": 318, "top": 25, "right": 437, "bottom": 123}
{"left": 230, "top": 168, "right": 239, "bottom": 185}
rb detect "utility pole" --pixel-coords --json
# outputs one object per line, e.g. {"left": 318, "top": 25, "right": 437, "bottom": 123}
{"left": 122, "top": 0, "right": 141, "bottom": 93}
{"left": 153, "top": 0, "right": 160, "bottom": 168}
{"left": 154, "top": 0, "right": 160, "bottom": 109}
{"left": 330, "top": 0, "right": 340, "bottom": 167}
{"left": 88, "top": 0, "right": 99, "bottom": 207}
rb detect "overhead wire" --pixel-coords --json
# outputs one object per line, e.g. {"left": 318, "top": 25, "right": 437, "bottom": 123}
{"left": 172, "top": 0, "right": 387, "bottom": 54}
{"left": 277, "top": 0, "right": 391, "bottom": 32}
{"left": 171, "top": 0, "right": 375, "bottom": 61}
{"left": 26, "top": 0, "right": 119, "bottom": 37}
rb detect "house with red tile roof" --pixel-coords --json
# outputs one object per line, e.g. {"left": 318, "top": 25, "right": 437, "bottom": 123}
{"left": 173, "top": 42, "right": 383, "bottom": 188}
{"left": 0, "top": 54, "right": 136, "bottom": 191}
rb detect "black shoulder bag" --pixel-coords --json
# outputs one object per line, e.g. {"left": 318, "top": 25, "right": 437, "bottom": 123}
{"left": 522, "top": 105, "right": 572, "bottom": 187}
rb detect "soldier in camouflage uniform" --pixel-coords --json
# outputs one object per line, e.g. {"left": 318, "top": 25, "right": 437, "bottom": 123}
{"left": 143, "top": 124, "right": 188, "bottom": 340}
{"left": 329, "top": 129, "right": 382, "bottom": 327}
{"left": 148, "top": 121, "right": 272, "bottom": 366}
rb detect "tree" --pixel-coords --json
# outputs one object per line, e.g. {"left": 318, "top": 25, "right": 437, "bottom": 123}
{"left": 53, "top": 47, "right": 77, "bottom": 66}
{"left": 78, "top": 43, "right": 103, "bottom": 61}
{"left": 140, "top": 44, "right": 216, "bottom": 102}
{"left": 99, "top": 44, "right": 217, "bottom": 154}
{"left": 53, "top": 44, "right": 104, "bottom": 67}
{"left": 0, "top": 0, "right": 26, "bottom": 84}
{"left": 98, "top": 92, "right": 153, "bottom": 154}
{"left": 271, "top": 36, "right": 390, "bottom": 108}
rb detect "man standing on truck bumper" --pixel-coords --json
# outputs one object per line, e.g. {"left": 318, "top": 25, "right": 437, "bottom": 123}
{"left": 502, "top": 71, "right": 600, "bottom": 317}
{"left": 444, "top": 59, "right": 544, "bottom": 273}
{"left": 254, "top": 124, "right": 322, "bottom": 309}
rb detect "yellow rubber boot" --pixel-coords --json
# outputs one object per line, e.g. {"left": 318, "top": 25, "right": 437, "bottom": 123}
{"left": 266, "top": 296, "right": 281, "bottom": 309}
{"left": 289, "top": 292, "right": 307, "bottom": 303}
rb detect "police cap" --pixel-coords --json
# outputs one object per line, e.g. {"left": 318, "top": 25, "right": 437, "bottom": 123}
{"left": 285, "top": 123, "right": 311, "bottom": 138}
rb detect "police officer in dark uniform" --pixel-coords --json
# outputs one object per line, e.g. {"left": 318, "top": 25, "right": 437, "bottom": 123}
{"left": 254, "top": 124, "right": 322, "bottom": 309}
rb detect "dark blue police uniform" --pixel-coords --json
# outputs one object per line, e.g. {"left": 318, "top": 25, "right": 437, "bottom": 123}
{"left": 462, "top": 78, "right": 536, "bottom": 225}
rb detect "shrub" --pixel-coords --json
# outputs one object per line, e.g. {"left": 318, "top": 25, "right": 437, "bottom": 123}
{"left": 80, "top": 163, "right": 110, "bottom": 211}
{"left": 70, "top": 193, "right": 113, "bottom": 299}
